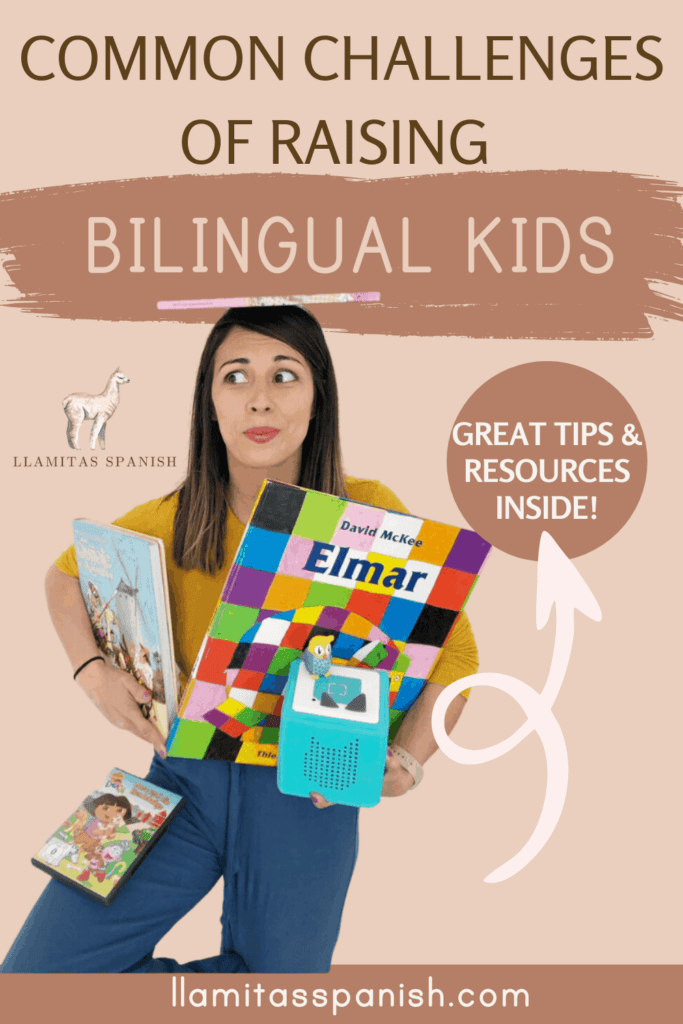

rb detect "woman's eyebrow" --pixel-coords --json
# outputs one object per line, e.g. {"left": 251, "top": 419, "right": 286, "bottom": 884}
{"left": 217, "top": 353, "right": 303, "bottom": 372}
{"left": 217, "top": 357, "right": 249, "bottom": 371}
{"left": 273, "top": 354, "right": 304, "bottom": 366}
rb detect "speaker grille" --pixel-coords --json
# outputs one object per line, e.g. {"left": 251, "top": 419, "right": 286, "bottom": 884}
{"left": 302, "top": 736, "right": 360, "bottom": 791}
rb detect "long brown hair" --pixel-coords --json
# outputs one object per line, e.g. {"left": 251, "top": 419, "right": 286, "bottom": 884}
{"left": 172, "top": 306, "right": 347, "bottom": 573}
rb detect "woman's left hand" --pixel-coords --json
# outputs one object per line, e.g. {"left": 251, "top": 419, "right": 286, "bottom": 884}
{"left": 381, "top": 746, "right": 415, "bottom": 797}
{"left": 310, "top": 747, "right": 414, "bottom": 809}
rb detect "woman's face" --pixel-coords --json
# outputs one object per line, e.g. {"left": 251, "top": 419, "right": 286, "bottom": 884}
{"left": 211, "top": 327, "right": 315, "bottom": 476}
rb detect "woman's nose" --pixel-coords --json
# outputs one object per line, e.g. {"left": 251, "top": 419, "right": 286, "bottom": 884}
{"left": 249, "top": 383, "right": 272, "bottom": 412}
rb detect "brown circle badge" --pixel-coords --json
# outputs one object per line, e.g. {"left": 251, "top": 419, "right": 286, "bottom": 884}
{"left": 446, "top": 362, "right": 647, "bottom": 560}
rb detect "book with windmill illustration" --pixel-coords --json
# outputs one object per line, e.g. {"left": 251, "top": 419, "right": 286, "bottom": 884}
{"left": 73, "top": 519, "right": 179, "bottom": 738}
{"left": 167, "top": 480, "right": 492, "bottom": 765}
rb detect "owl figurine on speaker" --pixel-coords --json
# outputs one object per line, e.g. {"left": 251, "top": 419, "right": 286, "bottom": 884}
{"left": 303, "top": 634, "right": 334, "bottom": 679}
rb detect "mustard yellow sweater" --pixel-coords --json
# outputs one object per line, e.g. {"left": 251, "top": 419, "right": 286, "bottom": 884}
{"left": 56, "top": 479, "right": 477, "bottom": 696}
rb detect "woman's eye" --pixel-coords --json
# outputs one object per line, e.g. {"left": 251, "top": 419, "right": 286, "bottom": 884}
{"left": 273, "top": 369, "right": 297, "bottom": 383}
{"left": 225, "top": 369, "right": 248, "bottom": 384}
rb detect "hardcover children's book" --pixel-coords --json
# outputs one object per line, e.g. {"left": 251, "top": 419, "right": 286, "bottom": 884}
{"left": 167, "top": 480, "right": 491, "bottom": 765}
{"left": 73, "top": 519, "right": 179, "bottom": 737}
{"left": 32, "top": 768, "right": 184, "bottom": 905}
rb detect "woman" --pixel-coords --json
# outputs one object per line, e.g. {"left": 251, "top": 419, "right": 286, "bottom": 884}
{"left": 2, "top": 306, "right": 477, "bottom": 974}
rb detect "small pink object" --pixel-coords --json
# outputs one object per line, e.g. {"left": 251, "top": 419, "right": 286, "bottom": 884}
{"left": 157, "top": 292, "right": 381, "bottom": 312}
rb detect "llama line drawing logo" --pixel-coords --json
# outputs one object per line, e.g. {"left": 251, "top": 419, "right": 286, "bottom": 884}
{"left": 62, "top": 369, "right": 130, "bottom": 450}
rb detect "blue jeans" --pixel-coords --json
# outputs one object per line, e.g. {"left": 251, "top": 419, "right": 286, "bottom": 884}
{"left": 2, "top": 754, "right": 359, "bottom": 973}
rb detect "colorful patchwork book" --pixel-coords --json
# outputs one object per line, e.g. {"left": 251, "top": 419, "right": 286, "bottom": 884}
{"left": 167, "top": 481, "right": 492, "bottom": 765}
{"left": 73, "top": 519, "right": 179, "bottom": 738}
{"left": 32, "top": 768, "right": 184, "bottom": 905}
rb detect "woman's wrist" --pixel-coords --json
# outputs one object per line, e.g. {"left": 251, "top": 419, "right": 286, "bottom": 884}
{"left": 75, "top": 656, "right": 108, "bottom": 688}
{"left": 394, "top": 762, "right": 417, "bottom": 793}
{"left": 73, "top": 654, "right": 105, "bottom": 680}
{"left": 389, "top": 745, "right": 424, "bottom": 789}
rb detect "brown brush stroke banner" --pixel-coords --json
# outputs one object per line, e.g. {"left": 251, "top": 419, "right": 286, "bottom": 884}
{"left": 1, "top": 172, "right": 681, "bottom": 337}
{"left": 1, "top": 966, "right": 680, "bottom": 1022}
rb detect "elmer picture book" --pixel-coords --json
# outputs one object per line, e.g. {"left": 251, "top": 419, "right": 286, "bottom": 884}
{"left": 32, "top": 769, "right": 184, "bottom": 906}
{"left": 73, "top": 520, "right": 179, "bottom": 738}
{"left": 167, "top": 480, "right": 491, "bottom": 765}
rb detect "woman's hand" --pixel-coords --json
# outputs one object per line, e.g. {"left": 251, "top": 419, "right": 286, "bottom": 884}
{"left": 310, "top": 747, "right": 413, "bottom": 808}
{"left": 77, "top": 658, "right": 167, "bottom": 756}
{"left": 45, "top": 565, "right": 167, "bottom": 756}
{"left": 381, "top": 747, "right": 415, "bottom": 797}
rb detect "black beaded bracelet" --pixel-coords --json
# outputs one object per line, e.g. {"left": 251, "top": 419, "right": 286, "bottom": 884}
{"left": 73, "top": 655, "right": 105, "bottom": 680}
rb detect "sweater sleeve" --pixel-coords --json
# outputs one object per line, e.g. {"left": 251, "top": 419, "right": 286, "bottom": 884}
{"left": 53, "top": 496, "right": 177, "bottom": 578}
{"left": 54, "top": 542, "right": 79, "bottom": 578}
{"left": 427, "top": 611, "right": 478, "bottom": 695}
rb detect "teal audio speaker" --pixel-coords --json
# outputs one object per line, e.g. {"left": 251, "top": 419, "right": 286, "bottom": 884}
{"left": 277, "top": 659, "right": 390, "bottom": 807}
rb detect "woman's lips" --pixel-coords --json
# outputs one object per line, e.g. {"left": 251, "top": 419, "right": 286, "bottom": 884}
{"left": 245, "top": 427, "right": 280, "bottom": 444}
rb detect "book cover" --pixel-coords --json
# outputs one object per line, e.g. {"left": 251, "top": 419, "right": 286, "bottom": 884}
{"left": 31, "top": 768, "right": 184, "bottom": 906}
{"left": 73, "top": 520, "right": 179, "bottom": 737}
{"left": 167, "top": 481, "right": 491, "bottom": 764}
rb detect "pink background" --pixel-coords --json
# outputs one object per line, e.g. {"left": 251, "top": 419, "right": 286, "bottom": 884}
{"left": 0, "top": 0, "right": 680, "bottom": 969}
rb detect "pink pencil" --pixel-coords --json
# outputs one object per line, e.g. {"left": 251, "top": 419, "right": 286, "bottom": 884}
{"left": 157, "top": 292, "right": 380, "bottom": 312}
